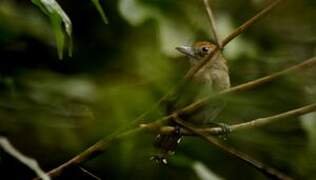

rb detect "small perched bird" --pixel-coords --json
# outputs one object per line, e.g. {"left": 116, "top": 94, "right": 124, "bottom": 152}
{"left": 151, "top": 41, "right": 231, "bottom": 164}
{"left": 177, "top": 41, "right": 230, "bottom": 91}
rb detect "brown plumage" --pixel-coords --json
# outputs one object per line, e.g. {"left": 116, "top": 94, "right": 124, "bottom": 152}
{"left": 151, "top": 41, "right": 230, "bottom": 164}
{"left": 179, "top": 41, "right": 230, "bottom": 91}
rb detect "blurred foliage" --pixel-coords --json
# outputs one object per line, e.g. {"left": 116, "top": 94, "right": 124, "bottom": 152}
{"left": 90, "top": 0, "right": 108, "bottom": 24}
{"left": 0, "top": 0, "right": 316, "bottom": 179}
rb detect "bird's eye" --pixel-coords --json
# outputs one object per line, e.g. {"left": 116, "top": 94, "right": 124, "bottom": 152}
{"left": 201, "top": 46, "right": 209, "bottom": 53}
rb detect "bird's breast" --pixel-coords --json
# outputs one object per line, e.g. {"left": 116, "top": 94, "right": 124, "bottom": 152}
{"left": 193, "top": 66, "right": 230, "bottom": 91}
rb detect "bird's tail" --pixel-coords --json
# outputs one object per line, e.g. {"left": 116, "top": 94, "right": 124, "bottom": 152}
{"left": 150, "top": 127, "right": 183, "bottom": 165}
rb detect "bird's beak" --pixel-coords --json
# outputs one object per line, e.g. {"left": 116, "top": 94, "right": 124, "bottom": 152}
{"left": 176, "top": 46, "right": 196, "bottom": 59}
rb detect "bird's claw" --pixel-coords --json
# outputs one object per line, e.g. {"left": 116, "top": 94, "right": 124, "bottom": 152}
{"left": 216, "top": 122, "right": 231, "bottom": 140}
{"left": 207, "top": 122, "right": 231, "bottom": 140}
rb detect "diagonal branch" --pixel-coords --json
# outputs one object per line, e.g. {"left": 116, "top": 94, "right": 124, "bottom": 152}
{"left": 142, "top": 103, "right": 316, "bottom": 136}
{"left": 221, "top": 0, "right": 283, "bottom": 47}
{"left": 104, "top": 0, "right": 222, "bottom": 135}
{"left": 107, "top": 0, "right": 284, "bottom": 138}
{"left": 184, "top": 46, "right": 220, "bottom": 80}
{"left": 33, "top": 128, "right": 142, "bottom": 179}
{"left": 79, "top": 166, "right": 101, "bottom": 180}
{"left": 180, "top": 57, "right": 316, "bottom": 116}
{"left": 37, "top": 56, "right": 316, "bottom": 179}
{"left": 203, "top": 0, "right": 221, "bottom": 46}
{"left": 185, "top": 0, "right": 283, "bottom": 80}
{"left": 172, "top": 116, "right": 293, "bottom": 180}
{"left": 229, "top": 103, "right": 316, "bottom": 132}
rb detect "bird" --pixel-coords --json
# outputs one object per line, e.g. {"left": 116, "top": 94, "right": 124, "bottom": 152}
{"left": 151, "top": 41, "right": 231, "bottom": 164}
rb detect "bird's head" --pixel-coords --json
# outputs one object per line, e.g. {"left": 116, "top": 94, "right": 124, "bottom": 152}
{"left": 176, "top": 41, "right": 216, "bottom": 64}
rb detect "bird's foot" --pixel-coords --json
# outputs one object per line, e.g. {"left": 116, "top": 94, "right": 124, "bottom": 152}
{"left": 208, "top": 122, "right": 231, "bottom": 140}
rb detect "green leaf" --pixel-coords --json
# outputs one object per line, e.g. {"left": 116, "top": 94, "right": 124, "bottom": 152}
{"left": 31, "top": 0, "right": 72, "bottom": 59}
{"left": 50, "top": 13, "right": 65, "bottom": 59}
{"left": 91, "top": 0, "right": 108, "bottom": 24}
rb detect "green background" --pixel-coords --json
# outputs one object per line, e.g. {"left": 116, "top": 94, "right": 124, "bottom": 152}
{"left": 0, "top": 0, "right": 316, "bottom": 179}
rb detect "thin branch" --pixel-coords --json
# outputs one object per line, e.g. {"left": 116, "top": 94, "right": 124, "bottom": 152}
{"left": 184, "top": 46, "right": 220, "bottom": 80}
{"left": 180, "top": 57, "right": 316, "bottom": 116}
{"left": 221, "top": 0, "right": 283, "bottom": 47}
{"left": 97, "top": 82, "right": 184, "bottom": 145}
{"left": 203, "top": 0, "right": 221, "bottom": 46}
{"left": 38, "top": 56, "right": 316, "bottom": 179}
{"left": 172, "top": 116, "right": 293, "bottom": 180}
{"left": 229, "top": 103, "right": 316, "bottom": 132}
{"left": 99, "top": 0, "right": 221, "bottom": 137}
{"left": 106, "top": 0, "right": 284, "bottom": 138}
{"left": 34, "top": 128, "right": 142, "bottom": 180}
{"left": 103, "top": 0, "right": 219, "bottom": 138}
{"left": 141, "top": 103, "right": 316, "bottom": 136}
{"left": 185, "top": 0, "right": 283, "bottom": 80}
{"left": 79, "top": 166, "right": 102, "bottom": 180}
{"left": 0, "top": 136, "right": 50, "bottom": 180}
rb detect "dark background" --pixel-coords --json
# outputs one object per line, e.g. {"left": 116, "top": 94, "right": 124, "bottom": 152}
{"left": 0, "top": 0, "right": 316, "bottom": 179}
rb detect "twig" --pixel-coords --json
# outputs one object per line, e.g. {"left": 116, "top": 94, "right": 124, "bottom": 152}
{"left": 184, "top": 46, "right": 220, "bottom": 80}
{"left": 180, "top": 57, "right": 316, "bottom": 116}
{"left": 79, "top": 166, "right": 102, "bottom": 180}
{"left": 98, "top": 0, "right": 220, "bottom": 137}
{"left": 229, "top": 103, "right": 316, "bottom": 132}
{"left": 38, "top": 56, "right": 316, "bottom": 179}
{"left": 185, "top": 0, "right": 283, "bottom": 80}
{"left": 141, "top": 103, "right": 316, "bottom": 136}
{"left": 34, "top": 128, "right": 142, "bottom": 180}
{"left": 171, "top": 116, "right": 293, "bottom": 180}
{"left": 203, "top": 0, "right": 221, "bottom": 46}
{"left": 101, "top": 0, "right": 284, "bottom": 138}
{"left": 75, "top": 0, "right": 284, "bottom": 163}
{"left": 0, "top": 136, "right": 50, "bottom": 180}
{"left": 221, "top": 0, "right": 283, "bottom": 48}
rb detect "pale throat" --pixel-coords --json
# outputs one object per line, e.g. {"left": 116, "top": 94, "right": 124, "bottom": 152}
{"left": 190, "top": 53, "right": 230, "bottom": 91}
